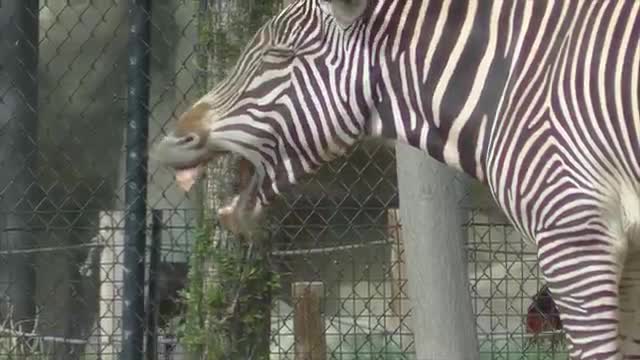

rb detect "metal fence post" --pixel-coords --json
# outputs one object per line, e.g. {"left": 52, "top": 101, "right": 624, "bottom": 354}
{"left": 124, "top": 0, "right": 151, "bottom": 359}
{"left": 0, "top": 0, "right": 39, "bottom": 340}
{"left": 146, "top": 210, "right": 162, "bottom": 360}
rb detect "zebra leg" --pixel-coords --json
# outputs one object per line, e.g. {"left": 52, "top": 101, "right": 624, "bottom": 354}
{"left": 619, "top": 250, "right": 640, "bottom": 358}
{"left": 619, "top": 222, "right": 640, "bottom": 358}
{"left": 609, "top": 184, "right": 640, "bottom": 358}
{"left": 536, "top": 226, "right": 623, "bottom": 360}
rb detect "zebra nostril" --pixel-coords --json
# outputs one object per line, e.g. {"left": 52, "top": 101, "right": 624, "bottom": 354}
{"left": 178, "top": 134, "right": 198, "bottom": 146}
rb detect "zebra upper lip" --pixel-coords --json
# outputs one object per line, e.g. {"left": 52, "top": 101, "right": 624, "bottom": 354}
{"left": 170, "top": 151, "right": 228, "bottom": 192}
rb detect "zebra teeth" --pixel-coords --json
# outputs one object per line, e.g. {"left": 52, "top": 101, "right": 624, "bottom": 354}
{"left": 236, "top": 158, "right": 255, "bottom": 191}
{"left": 216, "top": 156, "right": 264, "bottom": 237}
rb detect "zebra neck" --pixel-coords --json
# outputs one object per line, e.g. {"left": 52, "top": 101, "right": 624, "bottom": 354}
{"left": 366, "top": 0, "right": 518, "bottom": 183}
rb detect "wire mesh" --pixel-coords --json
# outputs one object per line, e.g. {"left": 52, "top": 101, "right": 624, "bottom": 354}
{"left": 0, "top": 1, "right": 568, "bottom": 359}
{"left": 466, "top": 208, "right": 567, "bottom": 360}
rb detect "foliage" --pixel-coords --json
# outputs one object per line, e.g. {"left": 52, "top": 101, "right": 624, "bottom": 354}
{"left": 177, "top": 224, "right": 280, "bottom": 359}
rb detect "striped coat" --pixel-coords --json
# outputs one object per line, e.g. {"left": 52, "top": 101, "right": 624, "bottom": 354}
{"left": 152, "top": 1, "right": 640, "bottom": 358}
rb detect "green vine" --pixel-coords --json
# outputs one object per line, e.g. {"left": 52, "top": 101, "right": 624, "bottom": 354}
{"left": 179, "top": 1, "right": 284, "bottom": 359}
{"left": 175, "top": 225, "right": 213, "bottom": 355}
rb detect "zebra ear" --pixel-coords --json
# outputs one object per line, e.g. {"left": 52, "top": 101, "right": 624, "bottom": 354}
{"left": 327, "top": 0, "right": 369, "bottom": 29}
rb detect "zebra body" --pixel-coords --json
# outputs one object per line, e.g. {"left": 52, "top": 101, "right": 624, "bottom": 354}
{"left": 152, "top": 1, "right": 640, "bottom": 358}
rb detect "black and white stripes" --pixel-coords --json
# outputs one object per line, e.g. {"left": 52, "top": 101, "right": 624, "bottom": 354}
{"left": 154, "top": 1, "right": 640, "bottom": 357}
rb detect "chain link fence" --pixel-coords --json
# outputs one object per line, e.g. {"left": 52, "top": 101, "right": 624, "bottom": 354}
{"left": 0, "top": 1, "right": 567, "bottom": 359}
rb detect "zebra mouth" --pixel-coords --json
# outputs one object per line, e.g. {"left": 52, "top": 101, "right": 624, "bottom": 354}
{"left": 174, "top": 153, "right": 255, "bottom": 194}
{"left": 216, "top": 156, "right": 263, "bottom": 235}
{"left": 231, "top": 156, "right": 262, "bottom": 216}
{"left": 233, "top": 157, "right": 256, "bottom": 196}
{"left": 172, "top": 150, "right": 262, "bottom": 236}
{"left": 173, "top": 154, "right": 258, "bottom": 207}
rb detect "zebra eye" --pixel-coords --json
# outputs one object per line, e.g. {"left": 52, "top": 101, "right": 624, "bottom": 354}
{"left": 262, "top": 47, "right": 294, "bottom": 65}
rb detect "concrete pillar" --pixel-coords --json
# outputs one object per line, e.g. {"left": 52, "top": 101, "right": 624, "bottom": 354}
{"left": 98, "top": 211, "right": 125, "bottom": 360}
{"left": 395, "top": 142, "right": 479, "bottom": 360}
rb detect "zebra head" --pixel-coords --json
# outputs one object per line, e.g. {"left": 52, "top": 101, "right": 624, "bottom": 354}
{"left": 152, "top": 0, "right": 376, "bottom": 235}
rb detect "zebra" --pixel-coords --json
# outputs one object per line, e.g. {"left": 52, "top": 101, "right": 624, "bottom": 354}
{"left": 151, "top": 0, "right": 640, "bottom": 358}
